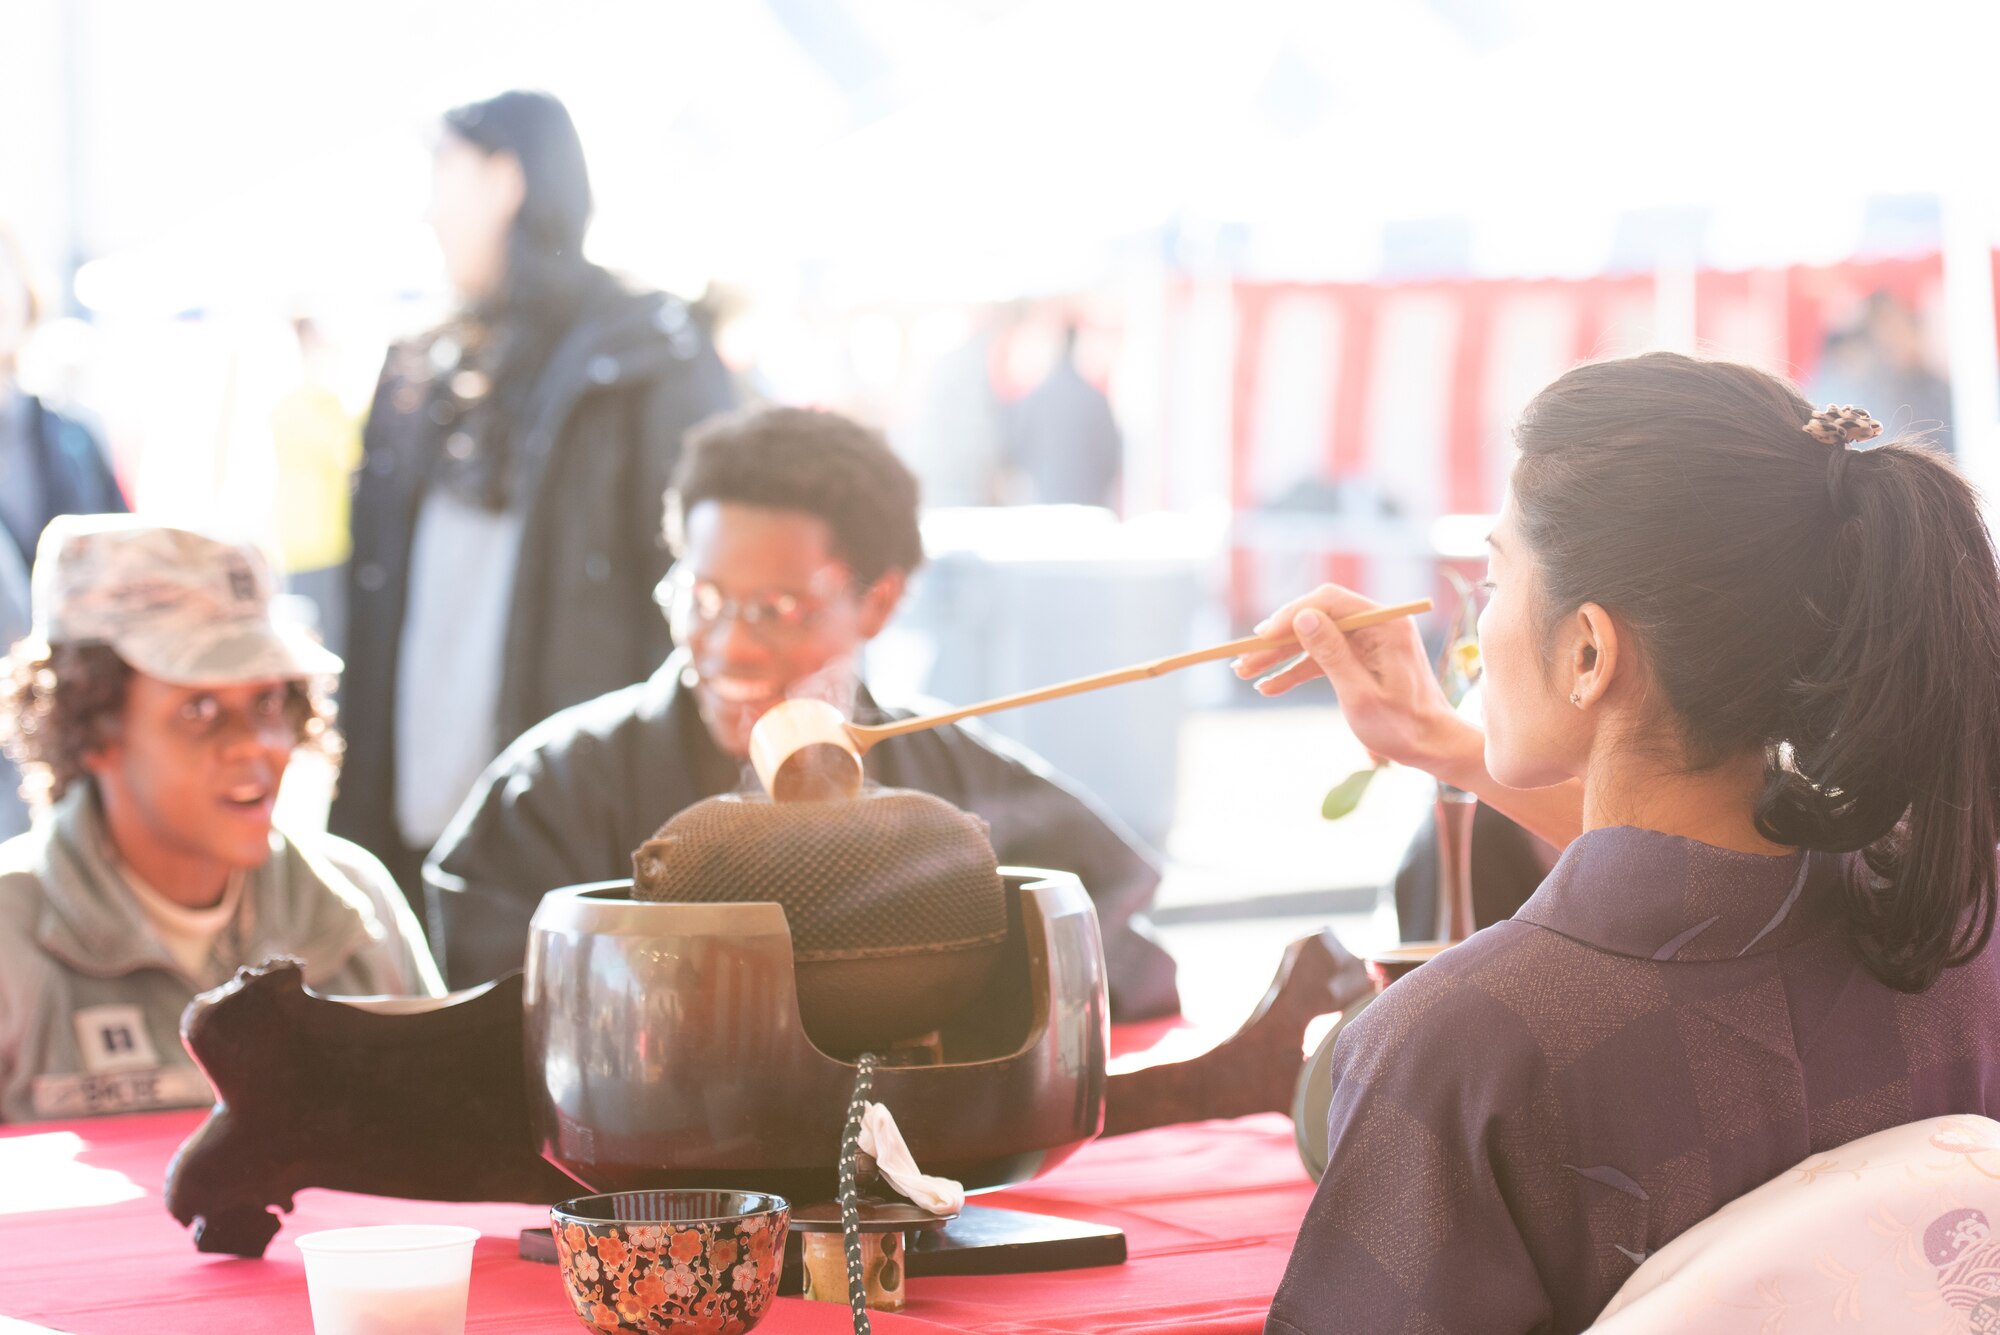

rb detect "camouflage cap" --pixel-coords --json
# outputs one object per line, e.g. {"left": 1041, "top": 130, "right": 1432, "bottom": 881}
{"left": 29, "top": 515, "right": 342, "bottom": 686}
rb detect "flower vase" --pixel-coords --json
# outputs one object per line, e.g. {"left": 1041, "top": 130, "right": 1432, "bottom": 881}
{"left": 1435, "top": 781, "right": 1478, "bottom": 943}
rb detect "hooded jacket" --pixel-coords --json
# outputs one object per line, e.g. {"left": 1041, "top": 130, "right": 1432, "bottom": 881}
{"left": 0, "top": 783, "right": 442, "bottom": 1123}
{"left": 332, "top": 283, "right": 737, "bottom": 878}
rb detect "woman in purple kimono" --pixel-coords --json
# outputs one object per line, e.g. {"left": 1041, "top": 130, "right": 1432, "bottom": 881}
{"left": 1239, "top": 352, "right": 2000, "bottom": 1335}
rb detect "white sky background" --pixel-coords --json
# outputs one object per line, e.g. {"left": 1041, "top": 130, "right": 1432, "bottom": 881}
{"left": 6, "top": 0, "right": 1999, "bottom": 314}
{"left": 7, "top": 0, "right": 2000, "bottom": 530}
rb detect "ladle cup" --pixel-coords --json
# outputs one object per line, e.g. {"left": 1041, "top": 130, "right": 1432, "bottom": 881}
{"left": 748, "top": 598, "right": 1432, "bottom": 801}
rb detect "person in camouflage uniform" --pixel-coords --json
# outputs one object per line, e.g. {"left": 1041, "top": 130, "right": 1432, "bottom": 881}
{"left": 0, "top": 517, "right": 439, "bottom": 1123}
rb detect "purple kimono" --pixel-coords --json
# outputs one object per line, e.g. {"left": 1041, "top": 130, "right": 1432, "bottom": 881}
{"left": 1267, "top": 825, "right": 2000, "bottom": 1335}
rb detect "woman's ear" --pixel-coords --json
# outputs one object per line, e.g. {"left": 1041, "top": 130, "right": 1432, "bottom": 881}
{"left": 1570, "top": 602, "right": 1622, "bottom": 708}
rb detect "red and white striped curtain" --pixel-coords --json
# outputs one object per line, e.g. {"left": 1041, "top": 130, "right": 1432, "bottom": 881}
{"left": 1206, "top": 255, "right": 1955, "bottom": 623}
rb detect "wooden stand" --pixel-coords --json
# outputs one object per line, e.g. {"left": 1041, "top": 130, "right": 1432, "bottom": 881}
{"left": 768, "top": 1203, "right": 1128, "bottom": 1297}
{"left": 168, "top": 928, "right": 1365, "bottom": 1259}
{"left": 164, "top": 961, "right": 577, "bottom": 1257}
{"left": 907, "top": 1204, "right": 1127, "bottom": 1274}
{"left": 1101, "top": 927, "right": 1370, "bottom": 1137}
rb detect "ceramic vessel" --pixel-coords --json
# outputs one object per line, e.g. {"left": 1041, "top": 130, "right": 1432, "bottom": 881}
{"left": 1293, "top": 940, "right": 1456, "bottom": 1180}
{"left": 551, "top": 1189, "right": 788, "bottom": 1334}
{"left": 1363, "top": 940, "right": 1454, "bottom": 991}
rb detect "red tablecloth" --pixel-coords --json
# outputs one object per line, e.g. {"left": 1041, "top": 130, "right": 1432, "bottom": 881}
{"left": 0, "top": 1101, "right": 1312, "bottom": 1334}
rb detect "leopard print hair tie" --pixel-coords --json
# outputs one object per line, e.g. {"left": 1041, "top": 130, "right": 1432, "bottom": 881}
{"left": 1803, "top": 404, "right": 1883, "bottom": 447}
{"left": 1805, "top": 404, "right": 1881, "bottom": 513}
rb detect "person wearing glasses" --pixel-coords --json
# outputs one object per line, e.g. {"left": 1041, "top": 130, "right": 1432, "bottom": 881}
{"left": 423, "top": 405, "right": 1180, "bottom": 1019}
{"left": 0, "top": 518, "right": 440, "bottom": 1122}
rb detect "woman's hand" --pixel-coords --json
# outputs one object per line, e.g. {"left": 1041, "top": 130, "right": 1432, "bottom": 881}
{"left": 1234, "top": 584, "right": 1481, "bottom": 783}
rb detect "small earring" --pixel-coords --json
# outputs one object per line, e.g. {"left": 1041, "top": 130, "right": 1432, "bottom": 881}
{"left": 1569, "top": 689, "right": 1583, "bottom": 708}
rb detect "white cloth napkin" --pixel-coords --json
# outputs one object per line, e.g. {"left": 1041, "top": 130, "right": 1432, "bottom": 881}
{"left": 856, "top": 1102, "right": 965, "bottom": 1216}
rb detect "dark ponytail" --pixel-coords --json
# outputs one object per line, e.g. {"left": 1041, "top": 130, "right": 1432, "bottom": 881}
{"left": 1514, "top": 351, "right": 2000, "bottom": 991}
{"left": 1764, "top": 440, "right": 2000, "bottom": 987}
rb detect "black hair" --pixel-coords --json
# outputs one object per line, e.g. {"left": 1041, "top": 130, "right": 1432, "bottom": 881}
{"left": 667, "top": 406, "right": 925, "bottom": 587}
{"left": 1513, "top": 351, "right": 2000, "bottom": 992}
{"left": 0, "top": 644, "right": 339, "bottom": 807}
{"left": 432, "top": 90, "right": 613, "bottom": 510}
{"left": 441, "top": 89, "right": 594, "bottom": 319}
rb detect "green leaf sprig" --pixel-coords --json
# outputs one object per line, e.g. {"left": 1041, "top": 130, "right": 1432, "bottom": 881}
{"left": 1319, "top": 570, "right": 1483, "bottom": 821}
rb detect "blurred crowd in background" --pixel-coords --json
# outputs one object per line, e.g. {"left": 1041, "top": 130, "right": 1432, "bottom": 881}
{"left": 3, "top": 0, "right": 1997, "bottom": 933}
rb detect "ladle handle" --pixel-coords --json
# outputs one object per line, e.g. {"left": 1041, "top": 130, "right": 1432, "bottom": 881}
{"left": 852, "top": 598, "right": 1433, "bottom": 747}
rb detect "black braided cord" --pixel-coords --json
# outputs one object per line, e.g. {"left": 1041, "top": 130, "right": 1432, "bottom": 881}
{"left": 839, "top": 1052, "right": 880, "bottom": 1335}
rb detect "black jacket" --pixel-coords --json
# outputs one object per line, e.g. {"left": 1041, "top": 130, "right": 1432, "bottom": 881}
{"left": 3, "top": 395, "right": 127, "bottom": 564}
{"left": 425, "top": 654, "right": 1182, "bottom": 1020}
{"left": 0, "top": 396, "right": 126, "bottom": 842}
{"left": 332, "top": 286, "right": 736, "bottom": 872}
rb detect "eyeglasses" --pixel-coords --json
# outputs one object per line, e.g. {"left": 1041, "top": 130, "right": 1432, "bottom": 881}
{"left": 654, "top": 567, "right": 849, "bottom": 645}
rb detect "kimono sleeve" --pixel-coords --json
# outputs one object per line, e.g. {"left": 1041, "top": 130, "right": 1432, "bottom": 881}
{"left": 1266, "top": 1000, "right": 1553, "bottom": 1334}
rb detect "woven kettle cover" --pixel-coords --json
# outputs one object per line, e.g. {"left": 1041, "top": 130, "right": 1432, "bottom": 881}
{"left": 631, "top": 789, "right": 1008, "bottom": 962}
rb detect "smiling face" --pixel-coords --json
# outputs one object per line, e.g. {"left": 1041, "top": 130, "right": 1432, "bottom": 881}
{"left": 84, "top": 673, "right": 299, "bottom": 903}
{"left": 674, "top": 501, "right": 904, "bottom": 758}
{"left": 1478, "top": 493, "right": 1588, "bottom": 790}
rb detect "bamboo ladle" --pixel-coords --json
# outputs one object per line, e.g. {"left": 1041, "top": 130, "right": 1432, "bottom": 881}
{"left": 748, "top": 598, "right": 1433, "bottom": 802}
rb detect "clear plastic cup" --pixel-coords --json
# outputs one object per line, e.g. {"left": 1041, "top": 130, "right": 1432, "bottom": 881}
{"left": 295, "top": 1224, "right": 480, "bottom": 1335}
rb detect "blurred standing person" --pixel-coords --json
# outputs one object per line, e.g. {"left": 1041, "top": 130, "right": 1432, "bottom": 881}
{"left": 1811, "top": 291, "right": 1954, "bottom": 450}
{"left": 902, "top": 312, "right": 1006, "bottom": 506}
{"left": 0, "top": 226, "right": 127, "bottom": 841}
{"left": 334, "top": 91, "right": 735, "bottom": 903}
{"left": 1003, "top": 321, "right": 1121, "bottom": 508}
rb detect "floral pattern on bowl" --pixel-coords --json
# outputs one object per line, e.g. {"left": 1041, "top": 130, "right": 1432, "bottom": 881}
{"left": 551, "top": 1189, "right": 790, "bottom": 1334}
